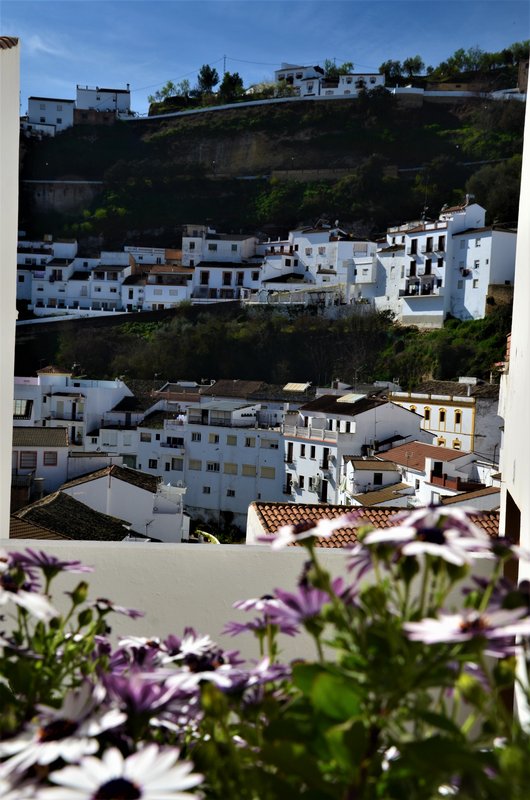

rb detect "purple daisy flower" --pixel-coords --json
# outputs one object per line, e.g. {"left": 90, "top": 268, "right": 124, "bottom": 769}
{"left": 10, "top": 550, "right": 93, "bottom": 576}
{"left": 403, "top": 607, "right": 530, "bottom": 651}
{"left": 272, "top": 579, "right": 343, "bottom": 626}
{"left": 262, "top": 511, "right": 361, "bottom": 550}
{"left": 223, "top": 617, "right": 299, "bottom": 638}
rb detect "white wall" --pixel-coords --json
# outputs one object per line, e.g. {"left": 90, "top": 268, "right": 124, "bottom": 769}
{"left": 1, "top": 39, "right": 19, "bottom": 530}
{"left": 27, "top": 98, "right": 74, "bottom": 132}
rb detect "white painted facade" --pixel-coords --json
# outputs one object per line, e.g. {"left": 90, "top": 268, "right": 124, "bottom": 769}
{"left": 12, "top": 429, "right": 69, "bottom": 494}
{"left": 76, "top": 84, "right": 131, "bottom": 113}
{"left": 274, "top": 63, "right": 384, "bottom": 98}
{"left": 182, "top": 228, "right": 257, "bottom": 268}
{"left": 61, "top": 470, "right": 187, "bottom": 543}
{"left": 26, "top": 97, "right": 75, "bottom": 134}
{"left": 284, "top": 397, "right": 430, "bottom": 505}
{"left": 1, "top": 38, "right": 19, "bottom": 528}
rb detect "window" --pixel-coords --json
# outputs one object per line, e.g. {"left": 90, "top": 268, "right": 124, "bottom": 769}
{"left": 199, "top": 272, "right": 209, "bottom": 286}
{"left": 424, "top": 407, "right": 431, "bottom": 424}
{"left": 439, "top": 409, "right": 446, "bottom": 429}
{"left": 432, "top": 492, "right": 441, "bottom": 504}
{"left": 171, "top": 458, "right": 183, "bottom": 471}
{"left": 222, "top": 272, "right": 231, "bottom": 286}
{"left": 188, "top": 241, "right": 195, "bottom": 250}
{"left": 305, "top": 247, "right": 312, "bottom": 256}
{"left": 20, "top": 451, "right": 37, "bottom": 469}
{"left": 409, "top": 405, "right": 417, "bottom": 413}
{"left": 300, "top": 444, "right": 306, "bottom": 458}
{"left": 155, "top": 434, "right": 161, "bottom": 441}
{"left": 13, "top": 399, "right": 33, "bottom": 419}
{"left": 148, "top": 459, "right": 158, "bottom": 469}
{"left": 226, "top": 434, "right": 237, "bottom": 446}
{"left": 452, "top": 439, "right": 462, "bottom": 450}
{"left": 474, "top": 260, "right": 480, "bottom": 269}
{"left": 373, "top": 472, "right": 383, "bottom": 486}
{"left": 224, "top": 462, "right": 238, "bottom": 475}
{"left": 242, "top": 464, "right": 257, "bottom": 477}
{"left": 40, "top": 117, "right": 45, "bottom": 123}
{"left": 251, "top": 271, "right": 259, "bottom": 281}
{"left": 261, "top": 438, "right": 279, "bottom": 449}
{"left": 202, "top": 486, "right": 211, "bottom": 494}
{"left": 473, "top": 279, "right": 479, "bottom": 289}
{"left": 231, "top": 244, "right": 238, "bottom": 252}
{"left": 43, "top": 451, "right": 57, "bottom": 466}
{"left": 475, "top": 238, "right": 481, "bottom": 247}
{"left": 454, "top": 410, "right": 462, "bottom": 426}
{"left": 415, "top": 479, "right": 420, "bottom": 490}
{"left": 245, "top": 436, "right": 255, "bottom": 448}
{"left": 207, "top": 243, "right": 218, "bottom": 252}
{"left": 189, "top": 459, "right": 202, "bottom": 470}
{"left": 310, "top": 446, "right": 316, "bottom": 459}
{"left": 436, "top": 438, "right": 446, "bottom": 448}
{"left": 438, "top": 257, "right": 444, "bottom": 269}
{"left": 140, "top": 432, "right": 151, "bottom": 442}
{"left": 260, "top": 466, "right": 276, "bottom": 479}
{"left": 39, "top": 103, "right": 46, "bottom": 110}
{"left": 208, "top": 433, "right": 220, "bottom": 444}
{"left": 206, "top": 462, "right": 220, "bottom": 472}
{"left": 226, "top": 489, "right": 236, "bottom": 497}
{"left": 56, "top": 118, "right": 62, "bottom": 124}
{"left": 191, "top": 432, "right": 201, "bottom": 442}
{"left": 318, "top": 246, "right": 325, "bottom": 255}
{"left": 298, "top": 475, "right": 305, "bottom": 489}
{"left": 165, "top": 463, "right": 171, "bottom": 472}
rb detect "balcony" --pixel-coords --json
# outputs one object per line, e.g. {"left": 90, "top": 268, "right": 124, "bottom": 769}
{"left": 284, "top": 425, "right": 356, "bottom": 444}
{"left": 430, "top": 472, "right": 485, "bottom": 492}
{"left": 47, "top": 412, "right": 84, "bottom": 421}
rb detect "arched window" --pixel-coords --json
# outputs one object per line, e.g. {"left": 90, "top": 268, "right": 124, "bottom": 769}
{"left": 424, "top": 407, "right": 431, "bottom": 426}
{"left": 454, "top": 409, "right": 462, "bottom": 429}
{"left": 437, "top": 437, "right": 446, "bottom": 447}
{"left": 409, "top": 405, "right": 417, "bottom": 413}
{"left": 439, "top": 408, "right": 446, "bottom": 430}
{"left": 452, "top": 439, "right": 462, "bottom": 450}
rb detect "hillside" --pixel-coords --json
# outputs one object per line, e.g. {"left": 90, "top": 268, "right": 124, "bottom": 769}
{"left": 19, "top": 93, "right": 525, "bottom": 247}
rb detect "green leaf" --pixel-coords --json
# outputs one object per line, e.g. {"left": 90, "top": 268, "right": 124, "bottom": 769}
{"left": 311, "top": 672, "right": 361, "bottom": 721}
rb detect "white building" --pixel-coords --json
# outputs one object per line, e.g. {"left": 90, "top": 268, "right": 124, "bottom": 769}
{"left": 375, "top": 200, "right": 516, "bottom": 327}
{"left": 14, "top": 367, "right": 134, "bottom": 448}
{"left": 389, "top": 378, "right": 502, "bottom": 460}
{"left": 1, "top": 37, "right": 19, "bottom": 525}
{"left": 182, "top": 227, "right": 257, "bottom": 268}
{"left": 274, "top": 63, "right": 384, "bottom": 98}
{"left": 76, "top": 84, "right": 131, "bottom": 114}
{"left": 26, "top": 96, "right": 75, "bottom": 135}
{"left": 60, "top": 464, "right": 188, "bottom": 543}
{"left": 283, "top": 393, "right": 431, "bottom": 505}
{"left": 11, "top": 426, "right": 69, "bottom": 501}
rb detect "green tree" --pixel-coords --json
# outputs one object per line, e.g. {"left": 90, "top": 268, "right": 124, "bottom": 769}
{"left": 323, "top": 59, "right": 354, "bottom": 79}
{"left": 197, "top": 64, "right": 220, "bottom": 95}
{"left": 147, "top": 80, "right": 177, "bottom": 104}
{"left": 402, "top": 55, "right": 425, "bottom": 78}
{"left": 379, "top": 60, "right": 402, "bottom": 80}
{"left": 218, "top": 71, "right": 244, "bottom": 103}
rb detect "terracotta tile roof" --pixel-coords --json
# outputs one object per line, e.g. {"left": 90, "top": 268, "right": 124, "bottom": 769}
{"left": 12, "top": 427, "right": 68, "bottom": 448}
{"left": 60, "top": 464, "right": 159, "bottom": 494}
{"left": 0, "top": 37, "right": 19, "bottom": 49}
{"left": 13, "top": 492, "right": 148, "bottom": 542}
{"left": 9, "top": 517, "right": 70, "bottom": 540}
{"left": 352, "top": 482, "right": 413, "bottom": 506}
{"left": 251, "top": 501, "right": 499, "bottom": 548}
{"left": 441, "top": 486, "right": 500, "bottom": 506}
{"left": 378, "top": 441, "right": 464, "bottom": 471}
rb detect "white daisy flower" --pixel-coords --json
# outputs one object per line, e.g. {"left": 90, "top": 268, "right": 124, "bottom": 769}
{"left": 39, "top": 745, "right": 203, "bottom": 800}
{"left": 0, "top": 683, "right": 125, "bottom": 775}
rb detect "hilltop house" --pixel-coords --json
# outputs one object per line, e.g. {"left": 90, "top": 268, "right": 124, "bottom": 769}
{"left": 274, "top": 63, "right": 385, "bottom": 98}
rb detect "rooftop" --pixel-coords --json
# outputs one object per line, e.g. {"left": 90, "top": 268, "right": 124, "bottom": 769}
{"left": 299, "top": 394, "right": 386, "bottom": 417}
{"left": 12, "top": 427, "right": 68, "bottom": 448}
{"left": 60, "top": 464, "right": 160, "bottom": 494}
{"left": 378, "top": 441, "right": 465, "bottom": 471}
{"left": 441, "top": 486, "right": 501, "bottom": 505}
{"left": 410, "top": 380, "right": 500, "bottom": 399}
{"left": 351, "top": 482, "right": 412, "bottom": 506}
{"left": 251, "top": 501, "right": 499, "bottom": 547}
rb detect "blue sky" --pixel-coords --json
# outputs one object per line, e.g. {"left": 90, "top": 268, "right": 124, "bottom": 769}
{"left": 1, "top": 0, "right": 528, "bottom": 116}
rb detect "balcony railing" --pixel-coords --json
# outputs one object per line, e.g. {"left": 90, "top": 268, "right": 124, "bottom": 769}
{"left": 284, "top": 425, "right": 356, "bottom": 443}
{"left": 430, "top": 472, "right": 485, "bottom": 492}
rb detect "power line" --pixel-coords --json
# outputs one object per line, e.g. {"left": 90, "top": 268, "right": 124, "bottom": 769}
{"left": 129, "top": 57, "right": 225, "bottom": 94}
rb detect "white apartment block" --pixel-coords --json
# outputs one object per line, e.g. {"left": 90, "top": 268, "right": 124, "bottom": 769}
{"left": 283, "top": 393, "right": 431, "bottom": 505}
{"left": 25, "top": 97, "right": 75, "bottom": 135}
{"left": 182, "top": 226, "right": 257, "bottom": 267}
{"left": 76, "top": 84, "right": 131, "bottom": 114}
{"left": 14, "top": 367, "right": 134, "bottom": 448}
{"left": 375, "top": 200, "right": 516, "bottom": 327}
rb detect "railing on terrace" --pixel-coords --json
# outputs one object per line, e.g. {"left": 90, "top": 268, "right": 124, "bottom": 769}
{"left": 159, "top": 443, "right": 185, "bottom": 452}
{"left": 430, "top": 472, "right": 485, "bottom": 492}
{"left": 11, "top": 471, "right": 34, "bottom": 488}
{"left": 283, "top": 424, "right": 356, "bottom": 442}
{"left": 46, "top": 412, "right": 84, "bottom": 421}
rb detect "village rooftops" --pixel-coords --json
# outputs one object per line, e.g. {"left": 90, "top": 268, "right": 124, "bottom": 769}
{"left": 351, "top": 482, "right": 413, "bottom": 506}
{"left": 441, "top": 486, "right": 501, "bottom": 506}
{"left": 12, "top": 492, "right": 151, "bottom": 542}
{"left": 9, "top": 516, "right": 70, "bottom": 540}
{"left": 250, "top": 501, "right": 498, "bottom": 548}
{"left": 12, "top": 427, "right": 68, "bottom": 448}
{"left": 60, "top": 464, "right": 160, "bottom": 495}
{"left": 378, "top": 441, "right": 465, "bottom": 472}
{"left": 299, "top": 394, "right": 386, "bottom": 417}
{"left": 409, "top": 380, "right": 499, "bottom": 399}
{"left": 200, "top": 379, "right": 315, "bottom": 402}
